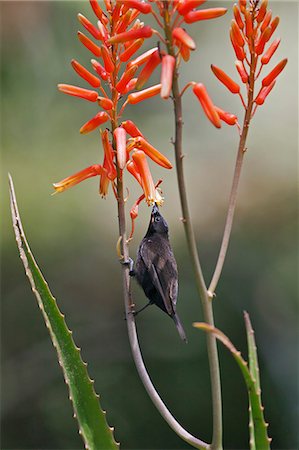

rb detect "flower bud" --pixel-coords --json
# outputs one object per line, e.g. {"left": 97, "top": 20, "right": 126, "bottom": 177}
{"left": 215, "top": 106, "right": 238, "bottom": 125}
{"left": 57, "top": 84, "right": 98, "bottom": 102}
{"left": 193, "top": 83, "right": 221, "bottom": 128}
{"left": 80, "top": 111, "right": 109, "bottom": 134}
{"left": 128, "top": 136, "right": 172, "bottom": 169}
{"left": 184, "top": 8, "right": 227, "bottom": 23}
{"left": 77, "top": 13, "right": 102, "bottom": 40}
{"left": 262, "top": 58, "right": 287, "bottom": 86}
{"left": 172, "top": 27, "right": 196, "bottom": 50}
{"left": 71, "top": 59, "right": 101, "bottom": 88}
{"left": 136, "top": 49, "right": 161, "bottom": 90}
{"left": 261, "top": 38, "right": 281, "bottom": 65}
{"left": 255, "top": 80, "right": 276, "bottom": 105}
{"left": 108, "top": 25, "right": 152, "bottom": 44}
{"left": 101, "top": 45, "right": 115, "bottom": 73}
{"left": 235, "top": 61, "right": 248, "bottom": 83}
{"left": 160, "top": 55, "right": 175, "bottom": 100}
{"left": 78, "top": 31, "right": 102, "bottom": 56}
{"left": 177, "top": 0, "right": 206, "bottom": 16}
{"left": 121, "top": 120, "right": 144, "bottom": 138}
{"left": 91, "top": 59, "right": 109, "bottom": 80}
{"left": 119, "top": 38, "right": 144, "bottom": 62}
{"left": 114, "top": 127, "right": 127, "bottom": 170}
{"left": 127, "top": 84, "right": 162, "bottom": 104}
{"left": 116, "top": 65, "right": 138, "bottom": 93}
{"left": 211, "top": 64, "right": 240, "bottom": 94}
{"left": 256, "top": 0, "right": 268, "bottom": 23}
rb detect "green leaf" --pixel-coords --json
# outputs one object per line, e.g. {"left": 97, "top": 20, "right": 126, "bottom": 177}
{"left": 193, "top": 322, "right": 271, "bottom": 450}
{"left": 9, "top": 174, "right": 119, "bottom": 450}
{"left": 244, "top": 311, "right": 261, "bottom": 450}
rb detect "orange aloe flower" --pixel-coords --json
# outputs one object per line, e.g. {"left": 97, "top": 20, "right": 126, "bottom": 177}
{"left": 135, "top": 49, "right": 161, "bottom": 90}
{"left": 172, "top": 28, "right": 196, "bottom": 50}
{"left": 80, "top": 111, "right": 109, "bottom": 134}
{"left": 261, "top": 38, "right": 281, "bottom": 65}
{"left": 53, "top": 165, "right": 103, "bottom": 194}
{"left": 107, "top": 25, "right": 153, "bottom": 44}
{"left": 77, "top": 13, "right": 102, "bottom": 40}
{"left": 57, "top": 84, "right": 99, "bottom": 102}
{"left": 127, "top": 84, "right": 162, "bottom": 104}
{"left": 184, "top": 8, "right": 227, "bottom": 23}
{"left": 255, "top": 81, "right": 276, "bottom": 105}
{"left": 119, "top": 38, "right": 144, "bottom": 62}
{"left": 77, "top": 31, "right": 102, "bottom": 57}
{"left": 132, "top": 150, "right": 164, "bottom": 206}
{"left": 71, "top": 59, "right": 101, "bottom": 88}
{"left": 262, "top": 58, "right": 288, "bottom": 86}
{"left": 128, "top": 136, "right": 172, "bottom": 169}
{"left": 91, "top": 59, "right": 108, "bottom": 80}
{"left": 160, "top": 55, "right": 176, "bottom": 100}
{"left": 116, "top": 65, "right": 138, "bottom": 94}
{"left": 177, "top": 0, "right": 207, "bottom": 16}
{"left": 114, "top": 127, "right": 127, "bottom": 170}
{"left": 211, "top": 64, "right": 240, "bottom": 94}
{"left": 121, "top": 120, "right": 144, "bottom": 138}
{"left": 215, "top": 106, "right": 238, "bottom": 126}
{"left": 128, "top": 47, "right": 158, "bottom": 69}
{"left": 101, "top": 129, "right": 116, "bottom": 180}
{"left": 193, "top": 83, "right": 221, "bottom": 128}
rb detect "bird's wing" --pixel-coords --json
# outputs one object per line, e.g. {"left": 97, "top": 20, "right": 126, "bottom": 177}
{"left": 139, "top": 241, "right": 174, "bottom": 315}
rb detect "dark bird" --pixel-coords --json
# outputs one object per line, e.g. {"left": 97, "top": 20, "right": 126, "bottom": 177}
{"left": 130, "top": 204, "right": 187, "bottom": 342}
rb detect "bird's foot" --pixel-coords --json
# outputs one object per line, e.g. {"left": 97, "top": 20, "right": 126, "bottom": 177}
{"left": 120, "top": 257, "right": 135, "bottom": 276}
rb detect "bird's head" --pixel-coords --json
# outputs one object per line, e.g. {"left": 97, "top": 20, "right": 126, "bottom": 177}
{"left": 146, "top": 204, "right": 169, "bottom": 235}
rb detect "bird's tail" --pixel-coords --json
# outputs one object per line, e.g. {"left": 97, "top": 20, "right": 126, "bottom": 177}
{"left": 172, "top": 313, "right": 188, "bottom": 343}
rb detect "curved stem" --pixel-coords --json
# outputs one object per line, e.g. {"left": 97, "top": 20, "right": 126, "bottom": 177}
{"left": 162, "top": 6, "right": 223, "bottom": 450}
{"left": 208, "top": 52, "right": 257, "bottom": 296}
{"left": 110, "top": 32, "right": 209, "bottom": 450}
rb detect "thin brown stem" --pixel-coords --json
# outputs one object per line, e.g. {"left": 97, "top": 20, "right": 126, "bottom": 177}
{"left": 162, "top": 5, "right": 223, "bottom": 450}
{"left": 111, "top": 33, "right": 209, "bottom": 450}
{"left": 208, "top": 52, "right": 257, "bottom": 296}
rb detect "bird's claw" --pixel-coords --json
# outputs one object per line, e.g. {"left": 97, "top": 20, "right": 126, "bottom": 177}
{"left": 120, "top": 257, "right": 135, "bottom": 276}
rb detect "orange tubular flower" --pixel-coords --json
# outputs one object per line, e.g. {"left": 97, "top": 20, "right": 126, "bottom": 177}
{"left": 71, "top": 59, "right": 101, "bottom": 88}
{"left": 53, "top": 164, "right": 103, "bottom": 193}
{"left": 121, "top": 120, "right": 144, "bottom": 138}
{"left": 57, "top": 84, "right": 99, "bottom": 102}
{"left": 235, "top": 61, "right": 248, "bottom": 83}
{"left": 211, "top": 65, "right": 240, "bottom": 94}
{"left": 101, "top": 45, "right": 114, "bottom": 73}
{"left": 215, "top": 106, "right": 238, "bottom": 126}
{"left": 135, "top": 50, "right": 161, "bottom": 90}
{"left": 256, "top": 0, "right": 268, "bottom": 23}
{"left": 177, "top": 0, "right": 206, "bottom": 16}
{"left": 230, "top": 29, "right": 246, "bottom": 60}
{"left": 107, "top": 25, "right": 153, "bottom": 44}
{"left": 116, "top": 65, "right": 138, "bottom": 94}
{"left": 99, "top": 167, "right": 110, "bottom": 198}
{"left": 121, "top": 0, "right": 152, "bottom": 14}
{"left": 262, "top": 58, "right": 288, "bottom": 86}
{"left": 101, "top": 129, "right": 116, "bottom": 180}
{"left": 127, "top": 84, "right": 162, "bottom": 104}
{"left": 77, "top": 31, "right": 102, "bottom": 56}
{"left": 255, "top": 80, "right": 276, "bottom": 105}
{"left": 89, "top": 0, "right": 105, "bottom": 21}
{"left": 184, "top": 8, "right": 227, "bottom": 24}
{"left": 233, "top": 4, "right": 244, "bottom": 30}
{"left": 261, "top": 10, "right": 272, "bottom": 32}
{"left": 172, "top": 28, "right": 196, "bottom": 51}
{"left": 231, "top": 19, "right": 245, "bottom": 47}
{"left": 114, "top": 127, "right": 127, "bottom": 170}
{"left": 261, "top": 38, "right": 281, "bottom": 65}
{"left": 128, "top": 47, "right": 158, "bottom": 69}
{"left": 119, "top": 38, "right": 144, "bottom": 62}
{"left": 127, "top": 160, "right": 142, "bottom": 185}
{"left": 77, "top": 13, "right": 102, "bottom": 40}
{"left": 160, "top": 55, "right": 176, "bottom": 100}
{"left": 128, "top": 136, "right": 172, "bottom": 169}
{"left": 255, "top": 27, "right": 272, "bottom": 55}
{"left": 97, "top": 97, "right": 114, "bottom": 110}
{"left": 193, "top": 83, "right": 221, "bottom": 128}
{"left": 132, "top": 150, "right": 163, "bottom": 206}
{"left": 91, "top": 59, "right": 108, "bottom": 80}
{"left": 80, "top": 111, "right": 109, "bottom": 134}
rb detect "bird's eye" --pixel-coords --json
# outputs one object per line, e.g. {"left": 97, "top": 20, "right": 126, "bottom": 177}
{"left": 154, "top": 216, "right": 160, "bottom": 222}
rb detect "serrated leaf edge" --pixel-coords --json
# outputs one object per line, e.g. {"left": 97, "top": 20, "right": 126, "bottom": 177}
{"left": 9, "top": 174, "right": 119, "bottom": 450}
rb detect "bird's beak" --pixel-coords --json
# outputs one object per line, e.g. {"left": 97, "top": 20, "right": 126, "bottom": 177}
{"left": 152, "top": 203, "right": 159, "bottom": 214}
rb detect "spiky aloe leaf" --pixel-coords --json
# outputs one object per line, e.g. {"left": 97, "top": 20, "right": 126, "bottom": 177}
{"left": 9, "top": 175, "right": 119, "bottom": 450}
{"left": 244, "top": 311, "right": 261, "bottom": 450}
{"left": 193, "top": 322, "right": 271, "bottom": 450}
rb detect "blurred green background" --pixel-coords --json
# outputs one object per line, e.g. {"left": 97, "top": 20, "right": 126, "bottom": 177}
{"left": 1, "top": 1, "right": 298, "bottom": 449}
